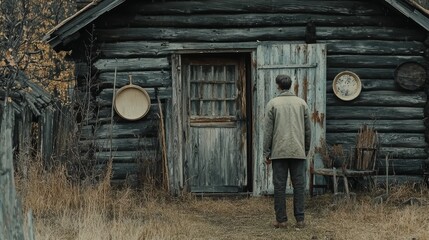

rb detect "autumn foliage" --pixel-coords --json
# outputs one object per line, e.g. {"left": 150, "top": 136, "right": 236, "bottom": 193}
{"left": 0, "top": 0, "right": 76, "bottom": 98}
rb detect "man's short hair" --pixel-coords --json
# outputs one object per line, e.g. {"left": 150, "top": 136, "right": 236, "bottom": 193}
{"left": 275, "top": 75, "right": 292, "bottom": 90}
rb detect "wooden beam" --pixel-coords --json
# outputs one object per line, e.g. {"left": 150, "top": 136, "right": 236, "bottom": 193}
{"left": 95, "top": 150, "right": 158, "bottom": 163}
{"left": 80, "top": 121, "right": 159, "bottom": 140}
{"left": 96, "top": 26, "right": 424, "bottom": 42}
{"left": 326, "top": 106, "right": 423, "bottom": 120}
{"left": 326, "top": 133, "right": 425, "bottom": 148}
{"left": 327, "top": 91, "right": 426, "bottom": 107}
{"left": 99, "top": 13, "right": 407, "bottom": 28}
{"left": 328, "top": 55, "right": 426, "bottom": 68}
{"left": 328, "top": 68, "right": 395, "bottom": 79}
{"left": 94, "top": 57, "right": 170, "bottom": 72}
{"left": 99, "top": 40, "right": 424, "bottom": 58}
{"left": 326, "top": 119, "right": 425, "bottom": 133}
{"left": 80, "top": 137, "right": 158, "bottom": 151}
{"left": 124, "top": 1, "right": 384, "bottom": 15}
{"left": 98, "top": 70, "right": 171, "bottom": 88}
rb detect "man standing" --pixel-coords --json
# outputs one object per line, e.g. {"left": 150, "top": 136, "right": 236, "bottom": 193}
{"left": 263, "top": 74, "right": 311, "bottom": 229}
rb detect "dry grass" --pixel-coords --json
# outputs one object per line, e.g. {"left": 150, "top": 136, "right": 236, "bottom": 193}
{"left": 16, "top": 161, "right": 429, "bottom": 240}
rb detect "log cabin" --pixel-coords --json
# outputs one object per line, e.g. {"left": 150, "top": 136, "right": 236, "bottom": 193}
{"left": 44, "top": 0, "right": 429, "bottom": 195}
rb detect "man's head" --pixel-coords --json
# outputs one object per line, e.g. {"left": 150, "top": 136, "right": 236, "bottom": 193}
{"left": 275, "top": 74, "right": 292, "bottom": 90}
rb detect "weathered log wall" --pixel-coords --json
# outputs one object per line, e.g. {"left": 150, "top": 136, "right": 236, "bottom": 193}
{"left": 73, "top": 0, "right": 428, "bottom": 185}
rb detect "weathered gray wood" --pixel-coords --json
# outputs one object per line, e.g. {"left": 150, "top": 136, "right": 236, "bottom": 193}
{"left": 327, "top": 79, "right": 397, "bottom": 92}
{"left": 94, "top": 57, "right": 169, "bottom": 72}
{"left": 40, "top": 106, "right": 55, "bottom": 163}
{"left": 80, "top": 121, "right": 158, "bottom": 140}
{"left": 255, "top": 44, "right": 326, "bottom": 195}
{"left": 96, "top": 26, "right": 424, "bottom": 43}
{"left": 96, "top": 88, "right": 171, "bottom": 107}
{"left": 376, "top": 159, "right": 425, "bottom": 175}
{"left": 98, "top": 70, "right": 171, "bottom": 87}
{"left": 327, "top": 91, "right": 426, "bottom": 107}
{"left": 95, "top": 150, "right": 157, "bottom": 163}
{"left": 328, "top": 55, "right": 426, "bottom": 68}
{"left": 312, "top": 168, "right": 375, "bottom": 177}
{"left": 326, "top": 106, "right": 423, "bottom": 120}
{"left": 0, "top": 102, "right": 25, "bottom": 240}
{"left": 80, "top": 137, "right": 158, "bottom": 151}
{"left": 326, "top": 119, "right": 425, "bottom": 133}
{"left": 100, "top": 40, "right": 424, "bottom": 58}
{"left": 378, "top": 147, "right": 427, "bottom": 159}
{"left": 316, "top": 27, "right": 424, "bottom": 41}
{"left": 100, "top": 13, "right": 407, "bottom": 28}
{"left": 326, "top": 133, "right": 425, "bottom": 148}
{"left": 168, "top": 54, "right": 185, "bottom": 194}
{"left": 326, "top": 40, "right": 424, "bottom": 55}
{"left": 328, "top": 68, "right": 395, "bottom": 79}
{"left": 125, "top": 1, "right": 384, "bottom": 15}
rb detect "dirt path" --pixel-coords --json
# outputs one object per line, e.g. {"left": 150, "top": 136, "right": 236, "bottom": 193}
{"left": 179, "top": 196, "right": 335, "bottom": 240}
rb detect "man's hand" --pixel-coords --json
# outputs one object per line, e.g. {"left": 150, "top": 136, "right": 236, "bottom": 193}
{"left": 265, "top": 157, "right": 272, "bottom": 165}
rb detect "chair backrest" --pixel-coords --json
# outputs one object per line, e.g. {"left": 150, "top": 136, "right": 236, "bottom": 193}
{"left": 353, "top": 125, "right": 378, "bottom": 171}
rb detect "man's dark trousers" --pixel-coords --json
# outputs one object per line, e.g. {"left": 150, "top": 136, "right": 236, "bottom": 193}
{"left": 272, "top": 159, "right": 306, "bottom": 223}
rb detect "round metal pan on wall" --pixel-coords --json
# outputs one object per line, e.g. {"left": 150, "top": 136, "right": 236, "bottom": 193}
{"left": 394, "top": 61, "right": 427, "bottom": 91}
{"left": 333, "top": 71, "right": 362, "bottom": 101}
{"left": 114, "top": 83, "right": 151, "bottom": 121}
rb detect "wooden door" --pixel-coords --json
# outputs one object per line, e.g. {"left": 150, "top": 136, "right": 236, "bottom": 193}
{"left": 254, "top": 44, "right": 326, "bottom": 195}
{"left": 182, "top": 55, "right": 247, "bottom": 193}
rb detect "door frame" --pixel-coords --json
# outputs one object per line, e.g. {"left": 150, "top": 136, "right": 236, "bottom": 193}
{"left": 170, "top": 51, "right": 255, "bottom": 194}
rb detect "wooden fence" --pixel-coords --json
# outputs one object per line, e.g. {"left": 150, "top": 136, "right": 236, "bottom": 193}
{"left": 0, "top": 101, "right": 35, "bottom": 240}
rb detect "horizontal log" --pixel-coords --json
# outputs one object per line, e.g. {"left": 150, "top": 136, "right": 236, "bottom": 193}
{"left": 327, "top": 55, "right": 426, "bottom": 68}
{"left": 326, "top": 106, "right": 423, "bottom": 120}
{"left": 80, "top": 137, "right": 158, "bottom": 151}
{"left": 327, "top": 79, "right": 397, "bottom": 92}
{"left": 124, "top": 1, "right": 384, "bottom": 15}
{"left": 327, "top": 91, "right": 426, "bottom": 107}
{"left": 326, "top": 133, "right": 426, "bottom": 148}
{"left": 96, "top": 88, "right": 171, "bottom": 107}
{"left": 378, "top": 147, "right": 427, "bottom": 159}
{"left": 99, "top": 40, "right": 425, "bottom": 58}
{"left": 326, "top": 119, "right": 425, "bottom": 133}
{"left": 318, "top": 27, "right": 425, "bottom": 41}
{"left": 94, "top": 57, "right": 169, "bottom": 72}
{"left": 95, "top": 150, "right": 158, "bottom": 163}
{"left": 95, "top": 163, "right": 140, "bottom": 179}
{"left": 97, "top": 104, "right": 161, "bottom": 120}
{"left": 98, "top": 70, "right": 171, "bottom": 88}
{"left": 373, "top": 175, "right": 424, "bottom": 186}
{"left": 326, "top": 40, "right": 424, "bottom": 55}
{"left": 100, "top": 13, "right": 407, "bottom": 28}
{"left": 328, "top": 68, "right": 395, "bottom": 79}
{"left": 80, "top": 121, "right": 159, "bottom": 140}
{"left": 375, "top": 159, "right": 425, "bottom": 175}
{"left": 96, "top": 27, "right": 424, "bottom": 43}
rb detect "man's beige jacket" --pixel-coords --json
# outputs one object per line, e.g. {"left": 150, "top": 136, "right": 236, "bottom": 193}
{"left": 263, "top": 90, "right": 311, "bottom": 160}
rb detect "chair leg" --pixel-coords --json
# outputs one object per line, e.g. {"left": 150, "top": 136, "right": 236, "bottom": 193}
{"left": 343, "top": 176, "right": 350, "bottom": 198}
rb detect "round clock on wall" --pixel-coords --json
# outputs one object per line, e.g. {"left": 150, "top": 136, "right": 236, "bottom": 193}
{"left": 333, "top": 71, "right": 362, "bottom": 101}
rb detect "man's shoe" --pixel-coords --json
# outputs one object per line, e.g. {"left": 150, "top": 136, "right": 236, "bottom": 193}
{"left": 295, "top": 221, "right": 306, "bottom": 229}
{"left": 272, "top": 221, "right": 287, "bottom": 228}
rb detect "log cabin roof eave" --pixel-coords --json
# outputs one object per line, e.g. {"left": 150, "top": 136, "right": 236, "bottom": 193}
{"left": 43, "top": 0, "right": 127, "bottom": 49}
{"left": 43, "top": 0, "right": 429, "bottom": 51}
{"left": 384, "top": 0, "right": 429, "bottom": 31}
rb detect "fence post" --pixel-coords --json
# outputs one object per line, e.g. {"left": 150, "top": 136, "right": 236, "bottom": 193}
{"left": 1, "top": 100, "right": 34, "bottom": 239}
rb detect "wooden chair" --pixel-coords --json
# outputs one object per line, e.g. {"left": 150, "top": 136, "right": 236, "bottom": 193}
{"left": 310, "top": 126, "right": 378, "bottom": 198}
